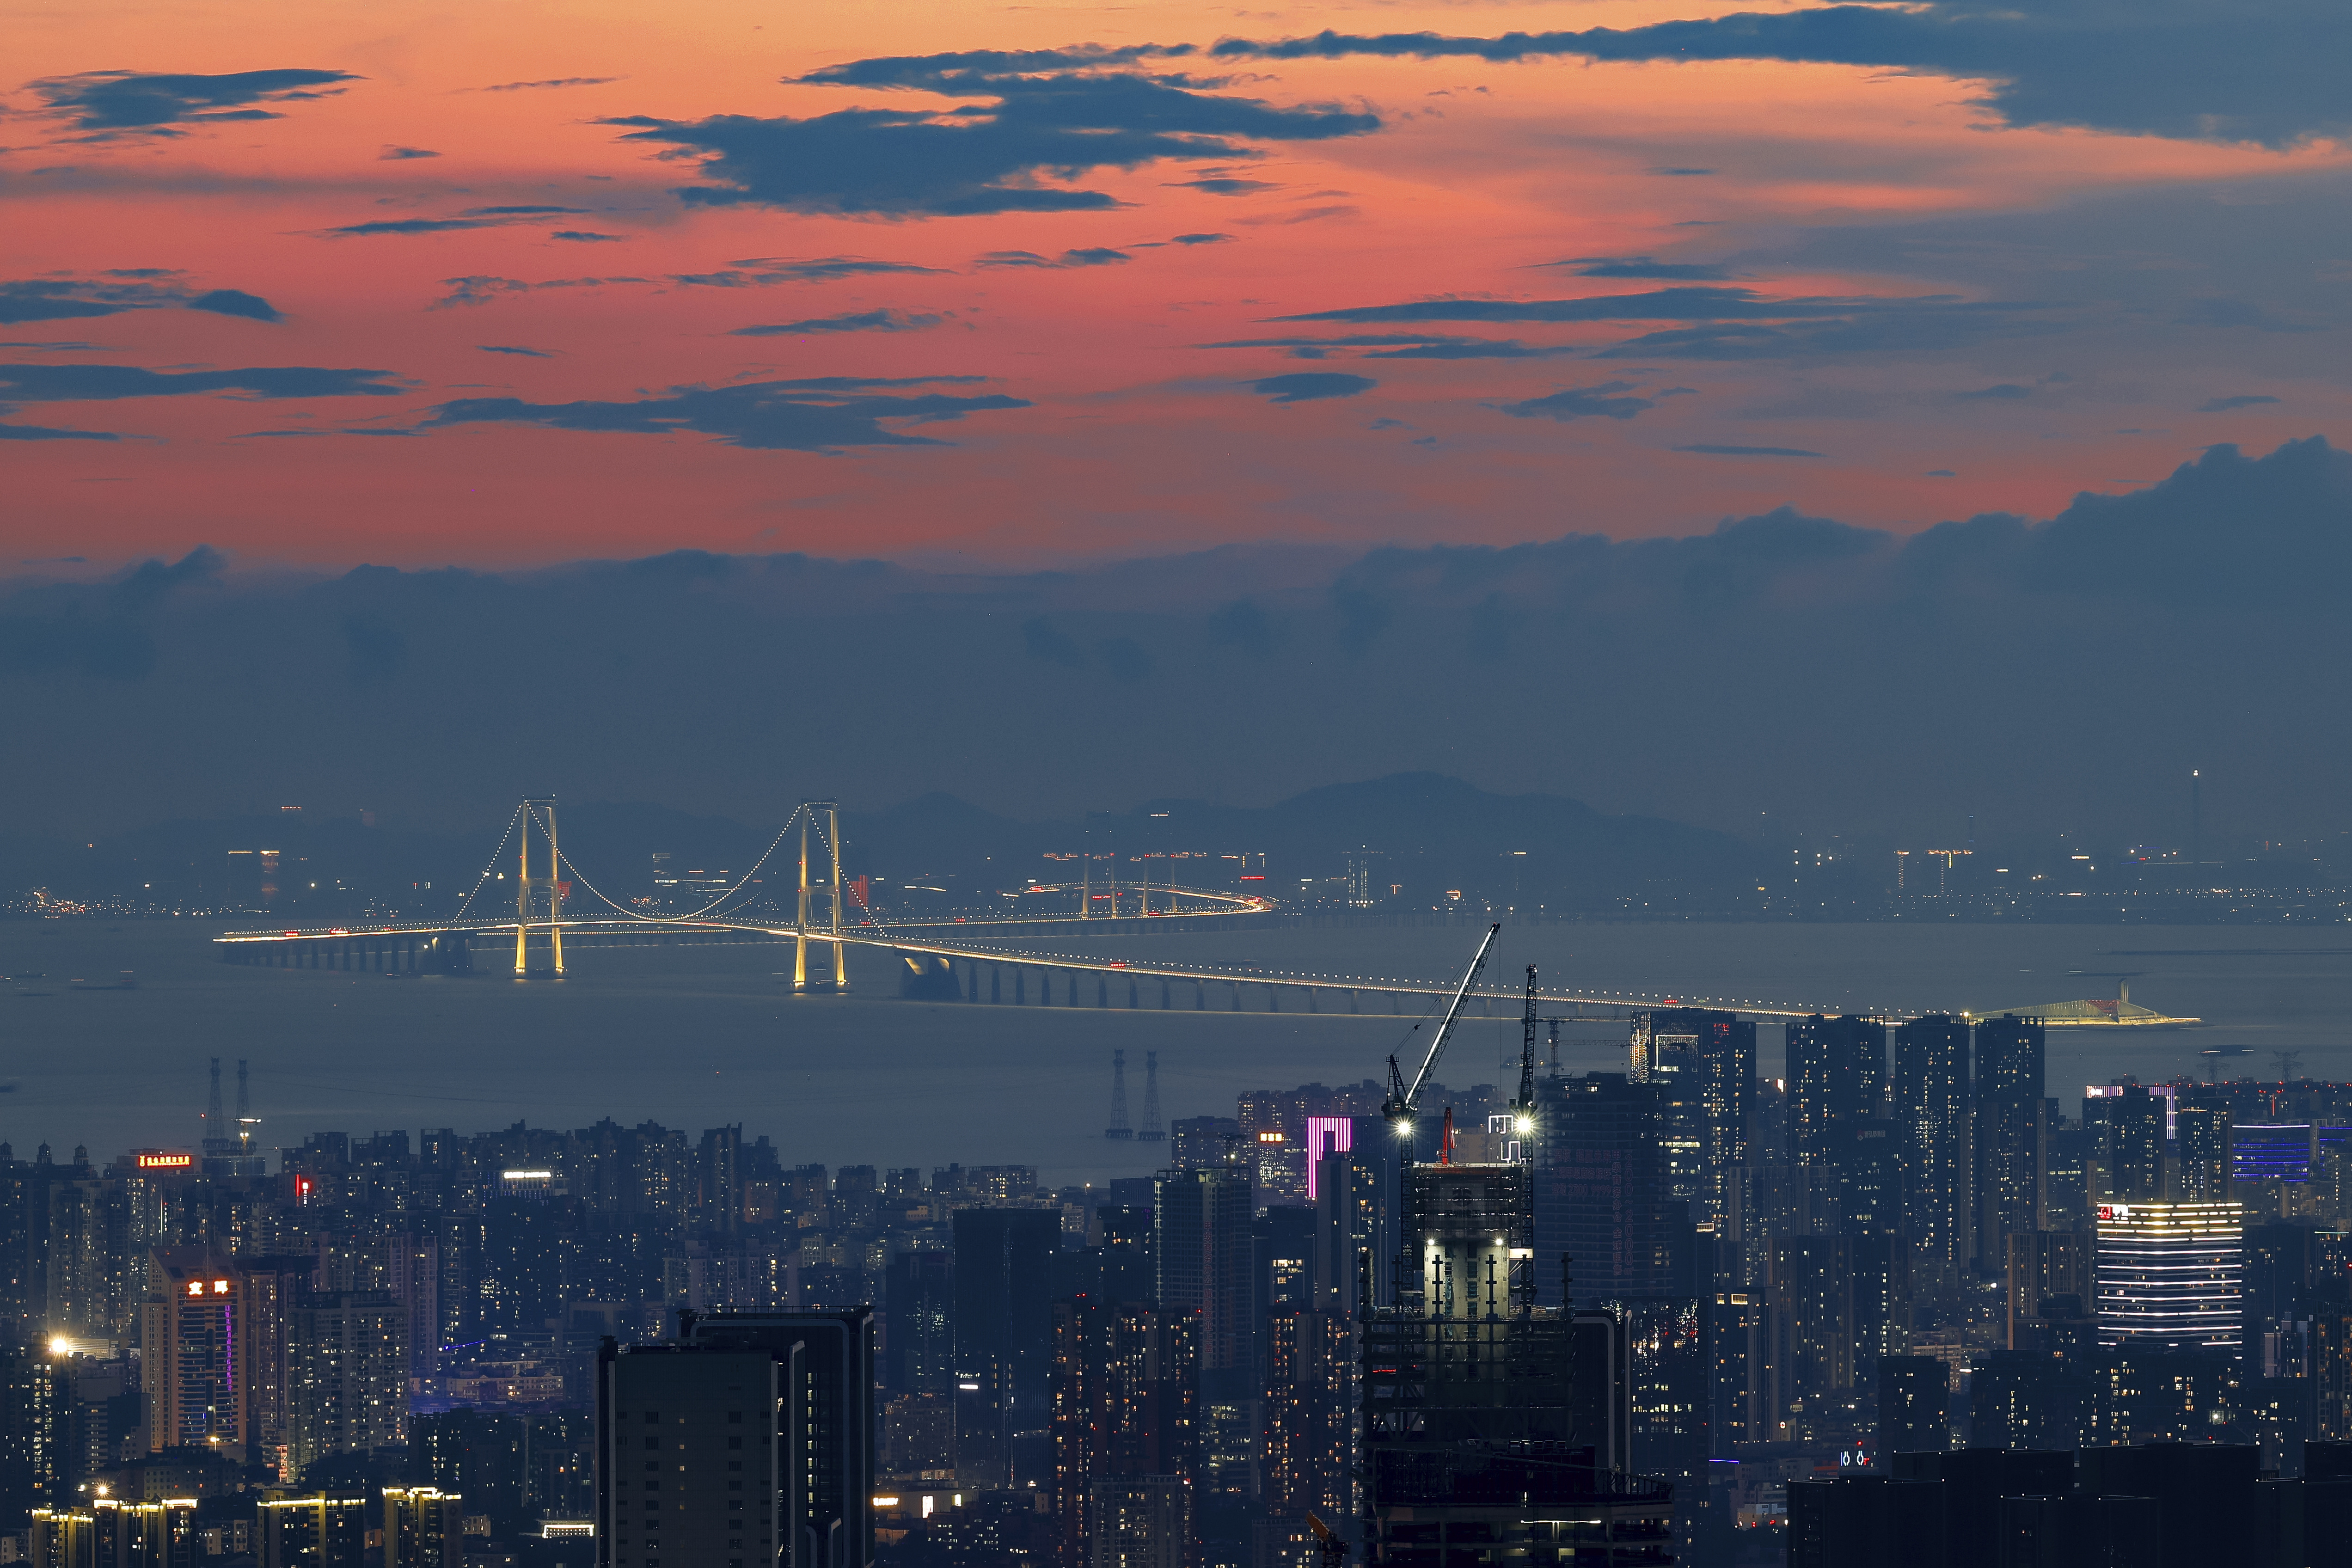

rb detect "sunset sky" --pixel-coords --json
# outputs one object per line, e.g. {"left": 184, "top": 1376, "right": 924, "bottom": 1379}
{"left": 6, "top": 0, "right": 2348, "bottom": 570}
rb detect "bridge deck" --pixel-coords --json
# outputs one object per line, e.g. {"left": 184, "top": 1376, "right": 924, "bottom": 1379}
{"left": 211, "top": 914, "right": 1831, "bottom": 1019}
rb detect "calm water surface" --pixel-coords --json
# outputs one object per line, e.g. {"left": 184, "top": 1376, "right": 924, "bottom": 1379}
{"left": 4, "top": 919, "right": 2348, "bottom": 1186}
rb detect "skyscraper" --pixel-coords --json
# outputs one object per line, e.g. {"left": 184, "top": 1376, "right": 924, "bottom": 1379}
{"left": 1311, "top": 1121, "right": 1392, "bottom": 1318}
{"left": 1536, "top": 1073, "right": 1674, "bottom": 1307}
{"left": 142, "top": 1249, "right": 301, "bottom": 1463}
{"left": 2174, "top": 1105, "right": 2233, "bottom": 1202}
{"left": 687, "top": 1308, "right": 877, "bottom": 1568}
{"left": 1361, "top": 1158, "right": 1673, "bottom": 1561}
{"left": 599, "top": 1339, "right": 786, "bottom": 1568}
{"left": 1261, "top": 1306, "right": 1351, "bottom": 1547}
{"left": 284, "top": 1290, "right": 409, "bottom": 1475}
{"left": 2094, "top": 1200, "right": 2244, "bottom": 1351}
{"left": 2095, "top": 1084, "right": 2168, "bottom": 1202}
{"left": 1051, "top": 1298, "right": 1198, "bottom": 1568}
{"left": 1631, "top": 1008, "right": 1753, "bottom": 1220}
{"left": 598, "top": 1307, "right": 878, "bottom": 1568}
{"left": 1154, "top": 1160, "right": 1255, "bottom": 1511}
{"left": 1893, "top": 1016, "right": 1972, "bottom": 1283}
{"left": 1786, "top": 1016, "right": 1887, "bottom": 1167}
{"left": 952, "top": 1207, "right": 1060, "bottom": 1487}
{"left": 1974, "top": 1015, "right": 2046, "bottom": 1276}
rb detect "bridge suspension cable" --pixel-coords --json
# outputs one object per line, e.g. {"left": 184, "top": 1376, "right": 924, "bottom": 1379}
{"left": 450, "top": 802, "right": 527, "bottom": 922}
{"left": 544, "top": 802, "right": 810, "bottom": 925}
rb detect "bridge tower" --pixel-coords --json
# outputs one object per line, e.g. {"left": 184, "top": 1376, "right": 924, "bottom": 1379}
{"left": 795, "top": 799, "right": 848, "bottom": 993}
{"left": 514, "top": 797, "right": 565, "bottom": 978}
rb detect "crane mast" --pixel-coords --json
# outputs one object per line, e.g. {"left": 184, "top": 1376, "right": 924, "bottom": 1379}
{"left": 1511, "top": 963, "right": 1539, "bottom": 1134}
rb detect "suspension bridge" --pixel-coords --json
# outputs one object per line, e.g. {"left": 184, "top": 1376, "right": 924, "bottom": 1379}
{"left": 210, "top": 797, "right": 1828, "bottom": 1021}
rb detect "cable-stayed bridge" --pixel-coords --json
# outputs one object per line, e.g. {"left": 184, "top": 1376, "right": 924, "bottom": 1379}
{"left": 211, "top": 796, "right": 1826, "bottom": 1021}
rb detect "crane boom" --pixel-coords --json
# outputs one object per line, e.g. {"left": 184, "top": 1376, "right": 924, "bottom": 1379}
{"left": 1383, "top": 922, "right": 1501, "bottom": 1128}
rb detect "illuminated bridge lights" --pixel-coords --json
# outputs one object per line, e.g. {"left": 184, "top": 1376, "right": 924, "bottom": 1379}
{"left": 2095, "top": 1200, "right": 2245, "bottom": 1352}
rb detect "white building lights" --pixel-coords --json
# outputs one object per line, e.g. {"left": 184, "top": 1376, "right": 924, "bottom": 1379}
{"left": 2094, "top": 1200, "right": 2244, "bottom": 1351}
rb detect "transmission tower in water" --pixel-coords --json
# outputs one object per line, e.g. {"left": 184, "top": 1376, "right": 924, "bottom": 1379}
{"left": 1106, "top": 1050, "right": 1133, "bottom": 1139}
{"left": 1139, "top": 1051, "right": 1166, "bottom": 1142}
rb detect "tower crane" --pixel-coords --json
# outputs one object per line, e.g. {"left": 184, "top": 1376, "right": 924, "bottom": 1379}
{"left": 1381, "top": 922, "right": 1502, "bottom": 1148}
{"left": 1510, "top": 963, "right": 1540, "bottom": 1138}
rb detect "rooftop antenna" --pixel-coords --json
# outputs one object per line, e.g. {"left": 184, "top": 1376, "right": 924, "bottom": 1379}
{"left": 1105, "top": 1050, "right": 1133, "bottom": 1140}
{"left": 1138, "top": 1051, "right": 1166, "bottom": 1142}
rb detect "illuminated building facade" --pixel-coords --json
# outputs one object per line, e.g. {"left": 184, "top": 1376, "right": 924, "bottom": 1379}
{"left": 141, "top": 1249, "right": 300, "bottom": 1462}
{"left": 2093, "top": 1201, "right": 2244, "bottom": 1351}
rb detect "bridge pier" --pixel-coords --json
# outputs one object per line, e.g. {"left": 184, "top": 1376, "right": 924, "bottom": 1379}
{"left": 1160, "top": 979, "right": 1170, "bottom": 1011}
{"left": 1306, "top": 986, "right": 1317, "bottom": 1014}
{"left": 1194, "top": 980, "right": 1204, "bottom": 1011}
{"left": 1229, "top": 981, "right": 1241, "bottom": 1012}
{"left": 1348, "top": 989, "right": 1359, "bottom": 1015}
{"left": 1096, "top": 976, "right": 1108, "bottom": 1008}
{"left": 1268, "top": 984, "right": 1280, "bottom": 1014}
{"left": 991, "top": 966, "right": 1002, "bottom": 1004}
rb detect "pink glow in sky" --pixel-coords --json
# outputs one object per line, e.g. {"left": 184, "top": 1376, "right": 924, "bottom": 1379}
{"left": 6, "top": 0, "right": 2347, "bottom": 568}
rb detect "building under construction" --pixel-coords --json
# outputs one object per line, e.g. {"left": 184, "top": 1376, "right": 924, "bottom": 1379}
{"left": 1361, "top": 932, "right": 1674, "bottom": 1566}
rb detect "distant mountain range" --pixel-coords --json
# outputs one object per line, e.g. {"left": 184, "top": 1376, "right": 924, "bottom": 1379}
{"left": 0, "top": 774, "right": 1766, "bottom": 914}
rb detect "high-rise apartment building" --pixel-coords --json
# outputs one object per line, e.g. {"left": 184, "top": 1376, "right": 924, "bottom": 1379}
{"left": 257, "top": 1494, "right": 369, "bottom": 1567}
{"left": 285, "top": 1291, "right": 409, "bottom": 1475}
{"left": 2174, "top": 1106, "right": 2232, "bottom": 1202}
{"left": 1050, "top": 1297, "right": 1198, "bottom": 1568}
{"left": 598, "top": 1307, "right": 877, "bottom": 1568}
{"left": 1631, "top": 1009, "right": 1752, "bottom": 1220}
{"left": 1973, "top": 1015, "right": 2046, "bottom": 1276}
{"left": 1311, "top": 1121, "right": 1392, "bottom": 1317}
{"left": 2005, "top": 1231, "right": 2094, "bottom": 1349}
{"left": 1786, "top": 1016, "right": 1887, "bottom": 1166}
{"left": 1875, "top": 1357, "right": 1949, "bottom": 1456}
{"left": 2094, "top": 1200, "right": 2244, "bottom": 1351}
{"left": 142, "top": 1249, "right": 302, "bottom": 1463}
{"left": 1261, "top": 1307, "right": 1350, "bottom": 1538}
{"left": 383, "top": 1486, "right": 464, "bottom": 1568}
{"left": 599, "top": 1341, "right": 785, "bottom": 1568}
{"left": 1153, "top": 1166, "right": 1254, "bottom": 1375}
{"left": 2093, "top": 1084, "right": 2168, "bottom": 1201}
{"left": 688, "top": 1309, "right": 877, "bottom": 1568}
{"left": 1893, "top": 1017, "right": 1972, "bottom": 1282}
{"left": 883, "top": 1251, "right": 954, "bottom": 1395}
